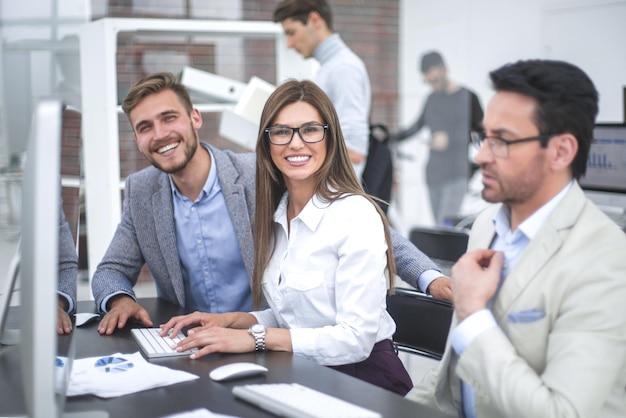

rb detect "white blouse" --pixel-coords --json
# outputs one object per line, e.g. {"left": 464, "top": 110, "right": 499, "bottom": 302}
{"left": 251, "top": 192, "right": 396, "bottom": 366}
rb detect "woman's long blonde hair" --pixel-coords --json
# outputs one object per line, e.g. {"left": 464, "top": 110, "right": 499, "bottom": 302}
{"left": 252, "top": 79, "right": 394, "bottom": 309}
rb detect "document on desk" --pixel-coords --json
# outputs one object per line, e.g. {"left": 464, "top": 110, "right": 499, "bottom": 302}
{"left": 62, "top": 351, "right": 199, "bottom": 398}
{"left": 161, "top": 408, "right": 240, "bottom": 418}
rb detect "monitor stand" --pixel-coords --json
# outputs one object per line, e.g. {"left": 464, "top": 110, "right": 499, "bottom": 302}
{"left": 0, "top": 245, "right": 20, "bottom": 346}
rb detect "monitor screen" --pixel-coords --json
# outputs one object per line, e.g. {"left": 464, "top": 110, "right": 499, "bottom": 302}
{"left": 579, "top": 123, "right": 626, "bottom": 194}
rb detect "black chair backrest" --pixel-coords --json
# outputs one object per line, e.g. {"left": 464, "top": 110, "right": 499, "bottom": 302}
{"left": 408, "top": 226, "right": 469, "bottom": 263}
{"left": 387, "top": 288, "right": 453, "bottom": 360}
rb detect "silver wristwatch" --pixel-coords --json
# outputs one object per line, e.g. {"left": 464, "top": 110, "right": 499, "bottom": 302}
{"left": 248, "top": 323, "right": 266, "bottom": 351}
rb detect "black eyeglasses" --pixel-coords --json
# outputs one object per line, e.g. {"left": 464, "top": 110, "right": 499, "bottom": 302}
{"left": 265, "top": 123, "right": 328, "bottom": 146}
{"left": 470, "top": 129, "right": 555, "bottom": 158}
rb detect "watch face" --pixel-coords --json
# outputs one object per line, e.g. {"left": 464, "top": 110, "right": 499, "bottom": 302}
{"left": 251, "top": 324, "right": 265, "bottom": 334}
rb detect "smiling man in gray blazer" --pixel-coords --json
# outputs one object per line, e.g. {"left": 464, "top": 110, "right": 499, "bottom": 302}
{"left": 408, "top": 60, "right": 626, "bottom": 417}
{"left": 92, "top": 72, "right": 451, "bottom": 335}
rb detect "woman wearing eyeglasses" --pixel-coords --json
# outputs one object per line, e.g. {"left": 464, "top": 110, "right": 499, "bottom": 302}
{"left": 161, "top": 79, "right": 412, "bottom": 396}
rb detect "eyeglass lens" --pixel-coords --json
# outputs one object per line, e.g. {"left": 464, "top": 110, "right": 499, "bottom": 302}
{"left": 471, "top": 131, "right": 506, "bottom": 157}
{"left": 268, "top": 124, "right": 326, "bottom": 145}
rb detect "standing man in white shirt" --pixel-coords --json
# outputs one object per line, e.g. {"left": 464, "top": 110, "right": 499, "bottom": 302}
{"left": 273, "top": 0, "right": 370, "bottom": 178}
{"left": 408, "top": 59, "right": 626, "bottom": 417}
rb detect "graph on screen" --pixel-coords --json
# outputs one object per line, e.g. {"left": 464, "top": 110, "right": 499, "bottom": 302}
{"left": 580, "top": 124, "right": 626, "bottom": 194}
{"left": 580, "top": 124, "right": 626, "bottom": 215}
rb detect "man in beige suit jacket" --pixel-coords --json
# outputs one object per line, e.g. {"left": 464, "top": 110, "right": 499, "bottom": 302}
{"left": 408, "top": 59, "right": 626, "bottom": 417}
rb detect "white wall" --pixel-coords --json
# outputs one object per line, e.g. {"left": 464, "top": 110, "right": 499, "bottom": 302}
{"left": 0, "top": 0, "right": 88, "bottom": 164}
{"left": 396, "top": 0, "right": 626, "bottom": 230}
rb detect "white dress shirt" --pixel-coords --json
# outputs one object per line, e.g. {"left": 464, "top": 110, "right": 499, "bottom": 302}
{"left": 251, "top": 192, "right": 396, "bottom": 366}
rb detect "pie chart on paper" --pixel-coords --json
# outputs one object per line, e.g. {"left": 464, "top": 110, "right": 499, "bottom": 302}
{"left": 94, "top": 356, "right": 134, "bottom": 373}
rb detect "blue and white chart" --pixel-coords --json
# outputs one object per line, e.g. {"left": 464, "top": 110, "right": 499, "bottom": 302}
{"left": 66, "top": 352, "right": 198, "bottom": 398}
{"left": 94, "top": 356, "right": 134, "bottom": 373}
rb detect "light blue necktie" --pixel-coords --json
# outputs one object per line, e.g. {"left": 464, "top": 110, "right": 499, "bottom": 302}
{"left": 461, "top": 228, "right": 524, "bottom": 417}
{"left": 461, "top": 381, "right": 477, "bottom": 418}
{"left": 461, "top": 266, "right": 507, "bottom": 418}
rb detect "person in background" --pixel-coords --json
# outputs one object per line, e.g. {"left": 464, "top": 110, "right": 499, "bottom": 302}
{"left": 57, "top": 198, "right": 78, "bottom": 335}
{"left": 162, "top": 79, "right": 413, "bottom": 395}
{"left": 92, "top": 72, "right": 451, "bottom": 336}
{"left": 273, "top": 0, "right": 370, "bottom": 178}
{"left": 390, "top": 51, "right": 483, "bottom": 226}
{"left": 408, "top": 59, "right": 626, "bottom": 417}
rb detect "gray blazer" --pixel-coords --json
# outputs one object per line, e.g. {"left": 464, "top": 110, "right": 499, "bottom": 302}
{"left": 58, "top": 198, "right": 78, "bottom": 313}
{"left": 92, "top": 144, "right": 440, "bottom": 311}
{"left": 92, "top": 145, "right": 256, "bottom": 311}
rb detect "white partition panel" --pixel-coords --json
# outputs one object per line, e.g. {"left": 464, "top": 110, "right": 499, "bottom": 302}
{"left": 79, "top": 18, "right": 313, "bottom": 282}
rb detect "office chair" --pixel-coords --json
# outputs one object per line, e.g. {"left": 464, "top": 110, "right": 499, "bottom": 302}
{"left": 387, "top": 288, "right": 453, "bottom": 360}
{"left": 409, "top": 226, "right": 469, "bottom": 275}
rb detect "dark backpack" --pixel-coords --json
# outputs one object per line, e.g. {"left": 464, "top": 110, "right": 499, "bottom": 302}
{"left": 361, "top": 124, "right": 393, "bottom": 214}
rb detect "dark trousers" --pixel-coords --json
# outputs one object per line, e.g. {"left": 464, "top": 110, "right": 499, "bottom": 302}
{"left": 328, "top": 339, "right": 413, "bottom": 396}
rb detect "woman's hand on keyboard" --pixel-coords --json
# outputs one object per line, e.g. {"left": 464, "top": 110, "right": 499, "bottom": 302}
{"left": 159, "top": 311, "right": 250, "bottom": 341}
{"left": 175, "top": 326, "right": 256, "bottom": 359}
{"left": 160, "top": 312, "right": 268, "bottom": 359}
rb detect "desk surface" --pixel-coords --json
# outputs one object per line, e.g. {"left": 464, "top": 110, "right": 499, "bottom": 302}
{"left": 0, "top": 298, "right": 447, "bottom": 418}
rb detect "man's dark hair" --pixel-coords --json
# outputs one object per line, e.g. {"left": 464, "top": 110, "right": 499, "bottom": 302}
{"left": 273, "top": 0, "right": 334, "bottom": 31}
{"left": 420, "top": 51, "right": 445, "bottom": 73}
{"left": 489, "top": 59, "right": 598, "bottom": 180}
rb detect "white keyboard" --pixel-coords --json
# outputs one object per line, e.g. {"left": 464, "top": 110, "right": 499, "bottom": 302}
{"left": 233, "top": 383, "right": 382, "bottom": 418}
{"left": 131, "top": 327, "right": 198, "bottom": 359}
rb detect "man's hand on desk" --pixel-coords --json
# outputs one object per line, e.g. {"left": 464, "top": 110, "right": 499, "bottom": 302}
{"left": 427, "top": 277, "right": 452, "bottom": 301}
{"left": 98, "top": 295, "right": 153, "bottom": 335}
{"left": 57, "top": 297, "right": 72, "bottom": 335}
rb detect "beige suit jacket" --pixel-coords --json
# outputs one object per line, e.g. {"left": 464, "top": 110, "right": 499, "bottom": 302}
{"left": 409, "top": 183, "right": 626, "bottom": 417}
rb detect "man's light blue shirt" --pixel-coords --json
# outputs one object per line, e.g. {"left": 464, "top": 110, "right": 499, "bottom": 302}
{"left": 314, "top": 33, "right": 371, "bottom": 158}
{"left": 171, "top": 145, "right": 252, "bottom": 313}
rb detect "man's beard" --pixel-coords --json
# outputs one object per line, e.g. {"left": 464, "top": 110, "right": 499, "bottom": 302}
{"left": 148, "top": 129, "right": 199, "bottom": 174}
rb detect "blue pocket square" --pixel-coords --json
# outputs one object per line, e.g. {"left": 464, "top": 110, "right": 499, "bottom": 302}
{"left": 507, "top": 309, "right": 545, "bottom": 323}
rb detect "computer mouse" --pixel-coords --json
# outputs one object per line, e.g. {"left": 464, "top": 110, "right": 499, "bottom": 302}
{"left": 209, "top": 362, "right": 268, "bottom": 381}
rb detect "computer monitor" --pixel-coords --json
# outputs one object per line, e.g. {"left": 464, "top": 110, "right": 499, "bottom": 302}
{"left": 579, "top": 123, "right": 626, "bottom": 211}
{"left": 0, "top": 100, "right": 106, "bottom": 417}
{"left": 0, "top": 99, "right": 62, "bottom": 415}
{"left": 20, "top": 99, "right": 64, "bottom": 416}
